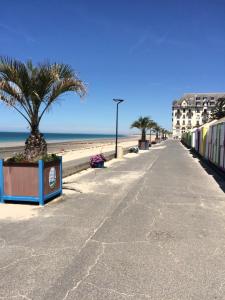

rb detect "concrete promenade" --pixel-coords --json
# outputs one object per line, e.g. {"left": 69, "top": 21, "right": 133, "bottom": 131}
{"left": 0, "top": 140, "right": 225, "bottom": 299}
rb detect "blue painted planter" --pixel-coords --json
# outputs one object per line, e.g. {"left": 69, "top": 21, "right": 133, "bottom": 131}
{"left": 92, "top": 161, "right": 104, "bottom": 168}
{"left": 0, "top": 157, "right": 62, "bottom": 206}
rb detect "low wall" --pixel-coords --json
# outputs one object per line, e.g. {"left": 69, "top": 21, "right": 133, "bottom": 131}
{"left": 62, "top": 147, "right": 131, "bottom": 178}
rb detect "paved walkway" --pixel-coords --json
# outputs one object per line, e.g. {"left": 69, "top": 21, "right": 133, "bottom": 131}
{"left": 0, "top": 140, "right": 225, "bottom": 299}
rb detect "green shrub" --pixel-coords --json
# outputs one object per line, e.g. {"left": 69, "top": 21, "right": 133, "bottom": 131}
{"left": 6, "top": 153, "right": 60, "bottom": 164}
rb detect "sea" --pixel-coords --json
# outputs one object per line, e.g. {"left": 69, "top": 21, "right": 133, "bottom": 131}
{"left": 0, "top": 132, "right": 125, "bottom": 144}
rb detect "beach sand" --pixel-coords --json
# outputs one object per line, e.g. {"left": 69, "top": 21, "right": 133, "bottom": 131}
{"left": 0, "top": 134, "right": 158, "bottom": 168}
{"left": 60, "top": 139, "right": 139, "bottom": 162}
{"left": 0, "top": 136, "right": 150, "bottom": 161}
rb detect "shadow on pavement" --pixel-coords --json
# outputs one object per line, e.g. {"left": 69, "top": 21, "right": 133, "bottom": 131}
{"left": 189, "top": 148, "right": 225, "bottom": 193}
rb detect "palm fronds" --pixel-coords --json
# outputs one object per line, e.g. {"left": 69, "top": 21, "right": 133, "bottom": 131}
{"left": 0, "top": 56, "right": 87, "bottom": 133}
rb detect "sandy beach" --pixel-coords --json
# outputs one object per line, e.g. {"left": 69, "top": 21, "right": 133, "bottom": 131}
{"left": 0, "top": 136, "right": 148, "bottom": 161}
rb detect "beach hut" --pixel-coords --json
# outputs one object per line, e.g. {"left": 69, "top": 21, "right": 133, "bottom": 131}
{"left": 210, "top": 117, "right": 225, "bottom": 170}
{"left": 199, "top": 125, "right": 204, "bottom": 156}
{"left": 199, "top": 121, "right": 216, "bottom": 158}
{"left": 191, "top": 129, "right": 196, "bottom": 149}
{"left": 193, "top": 128, "right": 200, "bottom": 153}
{"left": 204, "top": 120, "right": 217, "bottom": 160}
{"left": 219, "top": 122, "right": 225, "bottom": 170}
{"left": 187, "top": 131, "right": 192, "bottom": 147}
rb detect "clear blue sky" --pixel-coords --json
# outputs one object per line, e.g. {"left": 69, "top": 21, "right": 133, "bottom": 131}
{"left": 0, "top": 0, "right": 225, "bottom": 134}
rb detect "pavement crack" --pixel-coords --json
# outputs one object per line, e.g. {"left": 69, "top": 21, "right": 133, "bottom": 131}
{"left": 145, "top": 217, "right": 156, "bottom": 240}
{"left": 62, "top": 244, "right": 105, "bottom": 300}
{"left": 85, "top": 282, "right": 152, "bottom": 299}
{"left": 0, "top": 238, "right": 6, "bottom": 248}
{"left": 117, "top": 154, "right": 160, "bottom": 218}
{"left": 91, "top": 240, "right": 153, "bottom": 245}
{"left": 0, "top": 246, "right": 75, "bottom": 271}
{"left": 0, "top": 293, "right": 32, "bottom": 299}
{"left": 17, "top": 294, "right": 32, "bottom": 300}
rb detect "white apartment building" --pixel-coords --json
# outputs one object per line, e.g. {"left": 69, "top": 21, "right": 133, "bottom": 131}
{"left": 172, "top": 93, "right": 225, "bottom": 138}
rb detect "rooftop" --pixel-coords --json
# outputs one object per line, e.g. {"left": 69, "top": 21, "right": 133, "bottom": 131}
{"left": 172, "top": 92, "right": 225, "bottom": 107}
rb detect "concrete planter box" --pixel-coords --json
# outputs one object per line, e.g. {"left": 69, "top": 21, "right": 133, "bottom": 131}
{"left": 138, "top": 140, "right": 150, "bottom": 150}
{"left": 0, "top": 158, "right": 62, "bottom": 206}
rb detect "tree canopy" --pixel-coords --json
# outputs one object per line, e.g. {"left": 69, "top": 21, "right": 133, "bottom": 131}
{"left": 211, "top": 98, "right": 225, "bottom": 120}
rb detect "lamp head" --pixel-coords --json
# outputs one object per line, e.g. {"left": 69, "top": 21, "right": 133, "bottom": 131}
{"left": 113, "top": 98, "right": 125, "bottom": 104}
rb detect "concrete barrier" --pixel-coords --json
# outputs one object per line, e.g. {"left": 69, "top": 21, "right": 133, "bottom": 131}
{"left": 62, "top": 147, "right": 132, "bottom": 178}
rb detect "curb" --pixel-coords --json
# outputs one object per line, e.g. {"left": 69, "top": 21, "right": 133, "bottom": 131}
{"left": 62, "top": 147, "right": 131, "bottom": 178}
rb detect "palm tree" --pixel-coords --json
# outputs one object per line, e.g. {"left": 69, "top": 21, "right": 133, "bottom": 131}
{"left": 211, "top": 98, "right": 225, "bottom": 120}
{"left": 161, "top": 128, "right": 166, "bottom": 140}
{"left": 130, "top": 116, "right": 150, "bottom": 141}
{"left": 147, "top": 119, "right": 157, "bottom": 143}
{"left": 153, "top": 123, "right": 161, "bottom": 140}
{"left": 0, "top": 57, "right": 86, "bottom": 160}
{"left": 164, "top": 130, "right": 169, "bottom": 139}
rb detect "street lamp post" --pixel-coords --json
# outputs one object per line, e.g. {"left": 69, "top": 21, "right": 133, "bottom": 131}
{"left": 113, "top": 98, "right": 124, "bottom": 158}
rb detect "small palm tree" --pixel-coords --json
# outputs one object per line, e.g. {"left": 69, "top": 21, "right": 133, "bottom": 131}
{"left": 147, "top": 119, "right": 157, "bottom": 142}
{"left": 130, "top": 116, "right": 150, "bottom": 141}
{"left": 0, "top": 57, "right": 86, "bottom": 160}
{"left": 153, "top": 123, "right": 161, "bottom": 140}
{"left": 161, "top": 128, "right": 166, "bottom": 139}
{"left": 211, "top": 98, "right": 225, "bottom": 120}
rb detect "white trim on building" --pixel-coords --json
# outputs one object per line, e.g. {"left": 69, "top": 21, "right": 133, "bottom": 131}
{"left": 172, "top": 93, "right": 225, "bottom": 139}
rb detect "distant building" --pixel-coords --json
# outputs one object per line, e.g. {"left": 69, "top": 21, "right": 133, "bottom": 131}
{"left": 172, "top": 93, "right": 225, "bottom": 138}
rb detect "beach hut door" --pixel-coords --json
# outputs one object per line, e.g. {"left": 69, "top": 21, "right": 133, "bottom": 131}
{"left": 220, "top": 124, "right": 225, "bottom": 169}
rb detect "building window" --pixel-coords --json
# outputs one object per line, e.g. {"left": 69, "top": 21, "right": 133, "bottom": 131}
{"left": 203, "top": 97, "right": 207, "bottom": 101}
{"left": 176, "top": 120, "right": 180, "bottom": 125}
{"left": 183, "top": 109, "right": 185, "bottom": 113}
{"left": 196, "top": 102, "right": 201, "bottom": 106}
{"left": 210, "top": 97, "right": 214, "bottom": 100}
{"left": 196, "top": 97, "right": 201, "bottom": 100}
{"left": 183, "top": 114, "right": 185, "bottom": 118}
{"left": 188, "top": 120, "right": 191, "bottom": 125}
{"left": 196, "top": 108, "right": 200, "bottom": 113}
{"left": 183, "top": 120, "right": 185, "bottom": 125}
{"left": 196, "top": 121, "right": 200, "bottom": 126}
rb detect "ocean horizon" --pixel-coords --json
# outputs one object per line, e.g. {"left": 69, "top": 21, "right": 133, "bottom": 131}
{"left": 0, "top": 131, "right": 126, "bottom": 144}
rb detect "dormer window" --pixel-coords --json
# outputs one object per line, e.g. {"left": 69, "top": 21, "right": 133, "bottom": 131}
{"left": 182, "top": 100, "right": 187, "bottom": 107}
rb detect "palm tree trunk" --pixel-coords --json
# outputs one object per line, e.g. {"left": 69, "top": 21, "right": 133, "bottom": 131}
{"left": 141, "top": 128, "right": 146, "bottom": 141}
{"left": 149, "top": 129, "right": 152, "bottom": 142}
{"left": 24, "top": 124, "right": 47, "bottom": 160}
